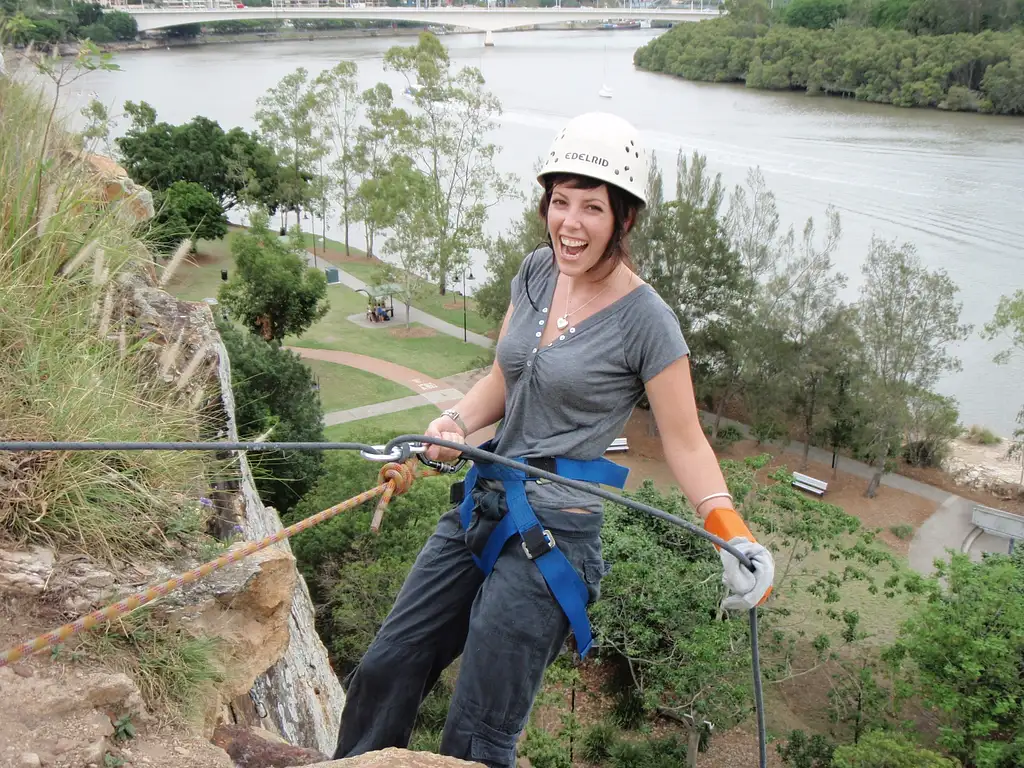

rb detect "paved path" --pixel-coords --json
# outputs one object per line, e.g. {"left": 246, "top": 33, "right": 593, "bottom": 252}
{"left": 302, "top": 250, "right": 494, "bottom": 348}
{"left": 285, "top": 347, "right": 464, "bottom": 426}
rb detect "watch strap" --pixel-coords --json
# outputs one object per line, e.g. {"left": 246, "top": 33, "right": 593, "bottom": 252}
{"left": 441, "top": 408, "right": 468, "bottom": 435}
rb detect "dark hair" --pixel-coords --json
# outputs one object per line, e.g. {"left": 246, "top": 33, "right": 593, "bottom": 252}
{"left": 538, "top": 172, "right": 644, "bottom": 273}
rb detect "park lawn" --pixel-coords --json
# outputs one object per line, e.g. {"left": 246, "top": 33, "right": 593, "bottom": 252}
{"left": 165, "top": 230, "right": 242, "bottom": 302}
{"left": 304, "top": 233, "right": 494, "bottom": 337}
{"left": 323, "top": 405, "right": 441, "bottom": 443}
{"left": 169, "top": 231, "right": 487, "bottom": 379}
{"left": 303, "top": 358, "right": 412, "bottom": 414}
{"left": 288, "top": 284, "right": 488, "bottom": 379}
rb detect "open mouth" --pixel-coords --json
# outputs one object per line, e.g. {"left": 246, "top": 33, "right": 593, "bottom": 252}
{"left": 559, "top": 236, "right": 588, "bottom": 258}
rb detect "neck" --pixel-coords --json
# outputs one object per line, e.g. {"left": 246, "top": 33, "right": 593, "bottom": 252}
{"left": 570, "top": 260, "right": 621, "bottom": 292}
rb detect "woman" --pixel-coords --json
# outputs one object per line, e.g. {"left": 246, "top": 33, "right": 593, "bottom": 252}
{"left": 332, "top": 112, "right": 774, "bottom": 767}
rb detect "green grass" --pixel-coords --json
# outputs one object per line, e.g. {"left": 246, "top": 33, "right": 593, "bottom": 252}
{"left": 304, "top": 231, "right": 494, "bottom": 336}
{"left": 169, "top": 232, "right": 488, "bottom": 379}
{"left": 323, "top": 405, "right": 442, "bottom": 443}
{"left": 304, "top": 358, "right": 412, "bottom": 413}
{"left": 287, "top": 284, "right": 488, "bottom": 379}
{"left": 0, "top": 77, "right": 214, "bottom": 560}
{"left": 165, "top": 228, "right": 242, "bottom": 302}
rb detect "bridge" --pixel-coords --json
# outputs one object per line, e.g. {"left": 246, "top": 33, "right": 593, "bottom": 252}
{"left": 122, "top": 4, "right": 722, "bottom": 44}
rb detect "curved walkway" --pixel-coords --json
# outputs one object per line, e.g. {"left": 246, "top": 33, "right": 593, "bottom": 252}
{"left": 285, "top": 347, "right": 464, "bottom": 427}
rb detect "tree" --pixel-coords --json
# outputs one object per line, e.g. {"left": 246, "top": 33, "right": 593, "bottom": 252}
{"left": 312, "top": 60, "right": 360, "bottom": 257}
{"left": 767, "top": 206, "right": 852, "bottom": 468}
{"left": 831, "top": 730, "right": 960, "bottom": 768}
{"left": 474, "top": 183, "right": 547, "bottom": 331}
{"left": 380, "top": 158, "right": 435, "bottom": 328}
{"left": 218, "top": 211, "right": 329, "bottom": 341}
{"left": 102, "top": 10, "right": 137, "bottom": 41}
{"left": 150, "top": 180, "right": 228, "bottom": 252}
{"left": 982, "top": 289, "right": 1024, "bottom": 487}
{"left": 218, "top": 323, "right": 325, "bottom": 516}
{"left": 631, "top": 151, "right": 749, "bottom": 422}
{"left": 351, "top": 82, "right": 417, "bottom": 259}
{"left": 383, "top": 32, "right": 518, "bottom": 295}
{"left": 116, "top": 102, "right": 281, "bottom": 212}
{"left": 886, "top": 552, "right": 1024, "bottom": 767}
{"left": 855, "top": 236, "right": 971, "bottom": 496}
{"left": 254, "top": 67, "right": 326, "bottom": 232}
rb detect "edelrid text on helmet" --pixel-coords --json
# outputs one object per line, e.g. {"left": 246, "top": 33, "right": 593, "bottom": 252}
{"left": 564, "top": 152, "right": 610, "bottom": 168}
{"left": 538, "top": 112, "right": 649, "bottom": 207}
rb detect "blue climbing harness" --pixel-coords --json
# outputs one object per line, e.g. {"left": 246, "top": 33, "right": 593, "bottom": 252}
{"left": 454, "top": 440, "right": 629, "bottom": 657}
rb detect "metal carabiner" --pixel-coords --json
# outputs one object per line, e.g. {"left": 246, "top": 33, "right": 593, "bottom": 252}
{"left": 359, "top": 442, "right": 424, "bottom": 462}
{"left": 417, "top": 453, "right": 467, "bottom": 475}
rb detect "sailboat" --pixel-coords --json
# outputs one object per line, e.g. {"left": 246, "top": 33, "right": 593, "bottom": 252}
{"left": 598, "top": 84, "right": 614, "bottom": 99}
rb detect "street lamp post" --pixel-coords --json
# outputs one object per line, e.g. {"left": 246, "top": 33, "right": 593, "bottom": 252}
{"left": 463, "top": 267, "right": 475, "bottom": 342}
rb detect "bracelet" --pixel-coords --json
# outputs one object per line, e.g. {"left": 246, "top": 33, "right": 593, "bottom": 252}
{"left": 695, "top": 491, "right": 733, "bottom": 511}
{"left": 440, "top": 408, "right": 468, "bottom": 435}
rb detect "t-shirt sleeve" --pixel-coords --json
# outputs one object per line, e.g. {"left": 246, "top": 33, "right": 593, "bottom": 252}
{"left": 624, "top": 291, "right": 690, "bottom": 383}
{"left": 509, "top": 246, "right": 552, "bottom": 308}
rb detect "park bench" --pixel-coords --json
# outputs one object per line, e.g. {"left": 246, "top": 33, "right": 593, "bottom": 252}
{"left": 971, "top": 504, "right": 1024, "bottom": 553}
{"left": 605, "top": 437, "right": 629, "bottom": 454}
{"left": 792, "top": 471, "right": 828, "bottom": 497}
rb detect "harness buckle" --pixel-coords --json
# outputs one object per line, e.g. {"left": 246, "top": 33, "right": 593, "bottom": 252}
{"left": 520, "top": 526, "right": 555, "bottom": 560}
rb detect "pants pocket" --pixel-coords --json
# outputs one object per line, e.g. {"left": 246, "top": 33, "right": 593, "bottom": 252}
{"left": 583, "top": 558, "right": 612, "bottom": 604}
{"left": 469, "top": 719, "right": 519, "bottom": 768}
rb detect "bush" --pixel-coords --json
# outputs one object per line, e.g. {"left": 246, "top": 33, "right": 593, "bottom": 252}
{"left": 784, "top": 0, "right": 848, "bottom": 29}
{"left": 777, "top": 729, "right": 835, "bottom": 767}
{"left": 218, "top": 323, "right": 325, "bottom": 516}
{"left": 580, "top": 721, "right": 619, "bottom": 763}
{"left": 831, "top": 729, "right": 960, "bottom": 767}
{"left": 78, "top": 21, "right": 113, "bottom": 43}
{"left": 966, "top": 424, "right": 1001, "bottom": 445}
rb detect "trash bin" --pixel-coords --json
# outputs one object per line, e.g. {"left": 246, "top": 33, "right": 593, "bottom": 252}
{"left": 325, "top": 267, "right": 340, "bottom": 285}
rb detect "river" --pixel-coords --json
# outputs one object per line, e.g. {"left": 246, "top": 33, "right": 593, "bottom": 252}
{"left": 48, "top": 26, "right": 1024, "bottom": 435}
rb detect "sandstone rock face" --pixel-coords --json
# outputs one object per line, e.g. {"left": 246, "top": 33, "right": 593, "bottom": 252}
{"left": 213, "top": 335, "right": 347, "bottom": 754}
{"left": 308, "top": 749, "right": 484, "bottom": 768}
{"left": 82, "top": 152, "right": 155, "bottom": 224}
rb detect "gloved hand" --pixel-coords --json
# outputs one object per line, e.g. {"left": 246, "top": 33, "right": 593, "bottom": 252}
{"left": 718, "top": 537, "right": 774, "bottom": 611}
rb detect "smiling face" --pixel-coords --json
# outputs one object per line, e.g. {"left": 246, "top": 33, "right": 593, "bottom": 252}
{"left": 545, "top": 181, "right": 617, "bottom": 278}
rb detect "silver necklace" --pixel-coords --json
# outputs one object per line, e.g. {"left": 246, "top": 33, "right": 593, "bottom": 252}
{"left": 555, "top": 269, "right": 620, "bottom": 331}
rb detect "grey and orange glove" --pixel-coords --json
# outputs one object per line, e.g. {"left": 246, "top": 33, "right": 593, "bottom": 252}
{"left": 704, "top": 507, "right": 774, "bottom": 611}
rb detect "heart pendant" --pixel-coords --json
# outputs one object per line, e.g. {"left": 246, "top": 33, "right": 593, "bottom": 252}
{"left": 555, "top": 317, "right": 569, "bottom": 330}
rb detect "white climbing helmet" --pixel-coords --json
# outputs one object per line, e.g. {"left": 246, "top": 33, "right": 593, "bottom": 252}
{"left": 537, "top": 112, "right": 649, "bottom": 207}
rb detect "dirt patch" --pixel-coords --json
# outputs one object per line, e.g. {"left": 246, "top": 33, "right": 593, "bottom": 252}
{"left": 443, "top": 301, "right": 464, "bottom": 311}
{"left": 618, "top": 412, "right": 936, "bottom": 556}
{"left": 311, "top": 245, "right": 378, "bottom": 266}
{"left": 388, "top": 327, "right": 437, "bottom": 339}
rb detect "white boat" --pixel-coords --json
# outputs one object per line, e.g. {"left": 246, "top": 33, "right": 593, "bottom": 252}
{"left": 598, "top": 84, "right": 613, "bottom": 99}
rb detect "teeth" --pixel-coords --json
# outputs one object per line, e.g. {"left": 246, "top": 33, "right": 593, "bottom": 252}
{"left": 560, "top": 237, "right": 587, "bottom": 248}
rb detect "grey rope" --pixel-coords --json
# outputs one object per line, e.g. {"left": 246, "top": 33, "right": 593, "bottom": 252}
{"left": 0, "top": 436, "right": 768, "bottom": 768}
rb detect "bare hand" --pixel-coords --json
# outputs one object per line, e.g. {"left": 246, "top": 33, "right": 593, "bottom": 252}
{"left": 424, "top": 416, "right": 466, "bottom": 463}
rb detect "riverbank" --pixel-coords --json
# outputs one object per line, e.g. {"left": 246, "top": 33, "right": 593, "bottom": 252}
{"left": 634, "top": 18, "right": 1024, "bottom": 116}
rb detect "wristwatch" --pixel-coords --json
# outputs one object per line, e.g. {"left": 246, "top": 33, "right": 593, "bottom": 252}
{"left": 441, "top": 408, "right": 468, "bottom": 435}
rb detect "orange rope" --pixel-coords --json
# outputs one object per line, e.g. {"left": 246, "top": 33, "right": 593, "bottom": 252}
{"left": 0, "top": 460, "right": 430, "bottom": 668}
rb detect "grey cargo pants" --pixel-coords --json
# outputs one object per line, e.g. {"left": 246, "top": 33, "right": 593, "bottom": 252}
{"left": 332, "top": 488, "right": 608, "bottom": 768}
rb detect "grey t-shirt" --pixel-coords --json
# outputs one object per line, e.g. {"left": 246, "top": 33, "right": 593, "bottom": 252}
{"left": 485, "top": 247, "right": 689, "bottom": 517}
